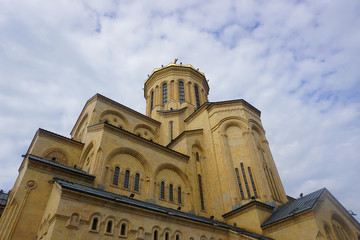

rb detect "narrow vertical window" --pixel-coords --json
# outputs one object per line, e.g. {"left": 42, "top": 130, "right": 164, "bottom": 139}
{"left": 163, "top": 83, "right": 168, "bottom": 105}
{"left": 170, "top": 122, "right": 173, "bottom": 141}
{"left": 265, "top": 166, "right": 277, "bottom": 200}
{"left": 195, "top": 85, "right": 200, "bottom": 108}
{"left": 160, "top": 181, "right": 165, "bottom": 199}
{"left": 176, "top": 234, "right": 180, "bottom": 240}
{"left": 240, "top": 163, "right": 251, "bottom": 198}
{"left": 106, "top": 220, "right": 113, "bottom": 233}
{"left": 196, "top": 152, "right": 200, "bottom": 161}
{"left": 154, "top": 230, "right": 158, "bottom": 240}
{"left": 113, "top": 167, "right": 120, "bottom": 185}
{"left": 178, "top": 187, "right": 182, "bottom": 204}
{"left": 151, "top": 91, "right": 154, "bottom": 110}
{"left": 134, "top": 173, "right": 140, "bottom": 191}
{"left": 91, "top": 217, "right": 98, "bottom": 231}
{"left": 235, "top": 168, "right": 245, "bottom": 199}
{"left": 165, "top": 232, "right": 169, "bottom": 240}
{"left": 124, "top": 170, "right": 130, "bottom": 188}
{"left": 120, "top": 223, "right": 127, "bottom": 236}
{"left": 179, "top": 81, "right": 185, "bottom": 103}
{"left": 198, "top": 174, "right": 205, "bottom": 210}
{"left": 248, "top": 167, "right": 258, "bottom": 198}
{"left": 169, "top": 184, "right": 174, "bottom": 201}
{"left": 270, "top": 171, "right": 281, "bottom": 201}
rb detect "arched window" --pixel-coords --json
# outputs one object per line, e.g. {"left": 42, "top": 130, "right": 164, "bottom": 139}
{"left": 134, "top": 173, "right": 140, "bottom": 191}
{"left": 179, "top": 81, "right": 185, "bottom": 103}
{"left": 160, "top": 182, "right": 165, "bottom": 199}
{"left": 240, "top": 163, "right": 251, "bottom": 198}
{"left": 90, "top": 217, "right": 99, "bottom": 231}
{"left": 198, "top": 174, "right": 205, "bottom": 210}
{"left": 196, "top": 152, "right": 200, "bottom": 161}
{"left": 120, "top": 223, "right": 127, "bottom": 236}
{"left": 170, "top": 121, "right": 173, "bottom": 141}
{"left": 235, "top": 168, "right": 245, "bottom": 199}
{"left": 165, "top": 232, "right": 169, "bottom": 240}
{"left": 248, "top": 167, "right": 258, "bottom": 198}
{"left": 106, "top": 220, "right": 113, "bottom": 234}
{"left": 176, "top": 234, "right": 180, "bottom": 240}
{"left": 195, "top": 85, "right": 200, "bottom": 108}
{"left": 113, "top": 167, "right": 120, "bottom": 185}
{"left": 169, "top": 184, "right": 174, "bottom": 201}
{"left": 154, "top": 230, "right": 159, "bottom": 240}
{"left": 124, "top": 170, "right": 130, "bottom": 188}
{"left": 163, "top": 83, "right": 168, "bottom": 105}
{"left": 178, "top": 187, "right": 182, "bottom": 204}
{"left": 151, "top": 91, "right": 154, "bottom": 110}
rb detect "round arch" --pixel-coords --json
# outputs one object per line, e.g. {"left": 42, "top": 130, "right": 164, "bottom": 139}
{"left": 100, "top": 110, "right": 129, "bottom": 130}
{"left": 154, "top": 163, "right": 192, "bottom": 190}
{"left": 133, "top": 124, "right": 157, "bottom": 138}
{"left": 214, "top": 116, "right": 247, "bottom": 133}
{"left": 104, "top": 147, "right": 152, "bottom": 180}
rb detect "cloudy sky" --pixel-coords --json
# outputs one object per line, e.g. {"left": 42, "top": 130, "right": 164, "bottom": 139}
{"left": 1, "top": 0, "right": 359, "bottom": 221}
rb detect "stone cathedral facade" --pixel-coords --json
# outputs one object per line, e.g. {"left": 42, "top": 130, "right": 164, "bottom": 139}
{"left": 0, "top": 62, "right": 359, "bottom": 240}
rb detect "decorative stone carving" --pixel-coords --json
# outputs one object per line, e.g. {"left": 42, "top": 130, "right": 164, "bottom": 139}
{"left": 45, "top": 150, "right": 68, "bottom": 165}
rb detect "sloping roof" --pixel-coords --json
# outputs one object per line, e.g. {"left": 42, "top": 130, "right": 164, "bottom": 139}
{"left": 262, "top": 188, "right": 326, "bottom": 227}
{"left": 54, "top": 178, "right": 273, "bottom": 240}
{"left": 28, "top": 154, "right": 95, "bottom": 179}
{"left": 0, "top": 190, "right": 9, "bottom": 207}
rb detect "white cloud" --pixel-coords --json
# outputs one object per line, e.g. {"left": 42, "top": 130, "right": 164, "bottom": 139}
{"left": 0, "top": 0, "right": 359, "bottom": 222}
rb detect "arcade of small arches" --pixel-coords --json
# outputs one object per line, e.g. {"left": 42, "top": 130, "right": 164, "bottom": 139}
{"left": 84, "top": 213, "right": 221, "bottom": 240}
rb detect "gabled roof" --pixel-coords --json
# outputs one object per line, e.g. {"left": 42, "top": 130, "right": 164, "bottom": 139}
{"left": 0, "top": 190, "right": 9, "bottom": 207}
{"left": 71, "top": 93, "right": 161, "bottom": 135}
{"left": 54, "top": 178, "right": 273, "bottom": 240}
{"left": 262, "top": 188, "right": 326, "bottom": 227}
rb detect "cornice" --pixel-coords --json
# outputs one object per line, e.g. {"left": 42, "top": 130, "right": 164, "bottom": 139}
{"left": 167, "top": 129, "right": 204, "bottom": 148}
{"left": 26, "top": 154, "right": 95, "bottom": 185}
{"left": 222, "top": 201, "right": 274, "bottom": 218}
{"left": 38, "top": 129, "right": 84, "bottom": 147}
{"left": 71, "top": 93, "right": 161, "bottom": 135}
{"left": 87, "top": 122, "right": 189, "bottom": 162}
{"left": 144, "top": 64, "right": 209, "bottom": 97}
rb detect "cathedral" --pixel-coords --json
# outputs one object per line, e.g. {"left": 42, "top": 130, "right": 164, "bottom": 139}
{"left": 0, "top": 62, "right": 359, "bottom": 240}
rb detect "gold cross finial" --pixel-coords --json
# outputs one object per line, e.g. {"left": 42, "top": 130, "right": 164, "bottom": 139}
{"left": 174, "top": 58, "right": 178, "bottom": 64}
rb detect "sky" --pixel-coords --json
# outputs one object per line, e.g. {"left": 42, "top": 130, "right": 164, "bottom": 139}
{"left": 0, "top": 0, "right": 359, "bottom": 222}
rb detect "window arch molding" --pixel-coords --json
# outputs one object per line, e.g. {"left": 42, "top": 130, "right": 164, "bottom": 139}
{"left": 331, "top": 214, "right": 353, "bottom": 240}
{"left": 154, "top": 163, "right": 191, "bottom": 191}
{"left": 178, "top": 80, "right": 185, "bottom": 103}
{"left": 152, "top": 226, "right": 162, "bottom": 240}
{"left": 42, "top": 147, "right": 69, "bottom": 165}
{"left": 112, "top": 165, "right": 121, "bottom": 186}
{"left": 161, "top": 228, "right": 172, "bottom": 240}
{"left": 79, "top": 141, "right": 95, "bottom": 168}
{"left": 88, "top": 212, "right": 102, "bottom": 232}
{"left": 174, "top": 230, "right": 182, "bottom": 240}
{"left": 74, "top": 112, "right": 88, "bottom": 140}
{"left": 123, "top": 169, "right": 131, "bottom": 189}
{"left": 104, "top": 215, "right": 116, "bottom": 235}
{"left": 133, "top": 171, "right": 141, "bottom": 192}
{"left": 162, "top": 81, "right": 168, "bottom": 105}
{"left": 118, "top": 219, "right": 130, "bottom": 237}
{"left": 103, "top": 147, "right": 153, "bottom": 185}
{"left": 215, "top": 116, "right": 247, "bottom": 134}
